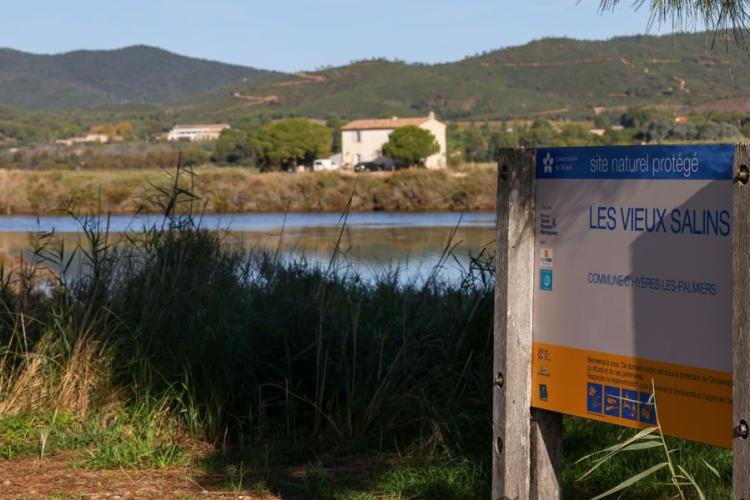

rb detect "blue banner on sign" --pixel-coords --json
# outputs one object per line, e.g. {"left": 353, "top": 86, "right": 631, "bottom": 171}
{"left": 536, "top": 145, "right": 734, "bottom": 180}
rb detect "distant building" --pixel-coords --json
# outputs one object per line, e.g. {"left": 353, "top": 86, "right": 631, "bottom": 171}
{"left": 341, "top": 112, "right": 447, "bottom": 169}
{"left": 55, "top": 134, "right": 111, "bottom": 146}
{"left": 167, "top": 124, "right": 230, "bottom": 142}
{"left": 592, "top": 106, "right": 607, "bottom": 116}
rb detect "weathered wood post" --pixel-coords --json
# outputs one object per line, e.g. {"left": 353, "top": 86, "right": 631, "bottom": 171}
{"left": 733, "top": 143, "right": 750, "bottom": 500}
{"left": 494, "top": 148, "right": 562, "bottom": 499}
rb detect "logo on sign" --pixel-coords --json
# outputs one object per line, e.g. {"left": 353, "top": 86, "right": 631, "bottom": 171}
{"left": 540, "top": 212, "right": 558, "bottom": 235}
{"left": 540, "top": 248, "right": 553, "bottom": 267}
{"left": 540, "top": 269, "right": 553, "bottom": 291}
{"left": 539, "top": 384, "right": 549, "bottom": 401}
{"left": 543, "top": 152, "right": 554, "bottom": 174}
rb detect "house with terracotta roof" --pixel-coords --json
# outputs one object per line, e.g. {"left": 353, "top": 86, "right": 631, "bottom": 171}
{"left": 341, "top": 112, "right": 447, "bottom": 169}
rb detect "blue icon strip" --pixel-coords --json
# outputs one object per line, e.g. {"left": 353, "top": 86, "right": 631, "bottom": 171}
{"left": 586, "top": 383, "right": 657, "bottom": 424}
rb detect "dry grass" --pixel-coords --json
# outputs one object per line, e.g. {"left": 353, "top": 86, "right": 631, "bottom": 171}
{"left": 0, "top": 323, "right": 116, "bottom": 418}
{"left": 0, "top": 164, "right": 497, "bottom": 215}
{"left": 0, "top": 258, "right": 118, "bottom": 418}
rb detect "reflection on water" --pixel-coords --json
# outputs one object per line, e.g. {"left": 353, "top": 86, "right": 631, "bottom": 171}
{"left": 0, "top": 212, "right": 497, "bottom": 282}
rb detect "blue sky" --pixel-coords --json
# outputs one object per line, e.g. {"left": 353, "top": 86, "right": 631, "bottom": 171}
{"left": 0, "top": 1, "right": 703, "bottom": 71}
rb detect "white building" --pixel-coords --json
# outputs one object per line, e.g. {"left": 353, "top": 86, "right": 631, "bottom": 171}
{"left": 341, "top": 112, "right": 447, "bottom": 169}
{"left": 167, "top": 124, "right": 230, "bottom": 142}
{"left": 55, "top": 134, "right": 111, "bottom": 146}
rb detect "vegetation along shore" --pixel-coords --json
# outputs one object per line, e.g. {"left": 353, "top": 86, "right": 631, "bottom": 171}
{"left": 0, "top": 164, "right": 497, "bottom": 215}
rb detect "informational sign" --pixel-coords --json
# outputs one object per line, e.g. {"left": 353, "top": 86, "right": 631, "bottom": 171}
{"left": 531, "top": 145, "right": 734, "bottom": 447}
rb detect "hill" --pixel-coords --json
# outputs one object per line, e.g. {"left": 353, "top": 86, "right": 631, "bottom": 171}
{"left": 0, "top": 45, "right": 280, "bottom": 111}
{"left": 2, "top": 33, "right": 750, "bottom": 121}
{"left": 179, "top": 32, "right": 750, "bottom": 121}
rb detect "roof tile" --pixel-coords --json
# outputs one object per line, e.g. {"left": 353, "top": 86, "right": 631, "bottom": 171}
{"left": 341, "top": 117, "right": 429, "bottom": 131}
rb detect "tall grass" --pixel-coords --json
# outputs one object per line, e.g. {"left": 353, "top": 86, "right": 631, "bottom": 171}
{"left": 0, "top": 164, "right": 496, "bottom": 479}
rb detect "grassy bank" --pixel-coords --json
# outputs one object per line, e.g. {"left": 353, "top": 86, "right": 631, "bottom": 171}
{"left": 0, "top": 164, "right": 497, "bottom": 215}
{"left": 0, "top": 178, "right": 733, "bottom": 498}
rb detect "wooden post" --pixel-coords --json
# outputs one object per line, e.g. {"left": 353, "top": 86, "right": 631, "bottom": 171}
{"left": 494, "top": 148, "right": 562, "bottom": 499}
{"left": 530, "top": 408, "right": 563, "bottom": 499}
{"left": 733, "top": 143, "right": 750, "bottom": 500}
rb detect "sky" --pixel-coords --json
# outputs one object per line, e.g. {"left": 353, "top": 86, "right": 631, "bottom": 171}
{"left": 0, "top": 1, "right": 705, "bottom": 72}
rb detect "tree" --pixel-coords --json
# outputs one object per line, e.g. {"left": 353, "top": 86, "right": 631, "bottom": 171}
{"left": 183, "top": 145, "right": 212, "bottom": 166}
{"left": 90, "top": 123, "right": 116, "bottom": 137}
{"left": 381, "top": 126, "right": 439, "bottom": 167}
{"left": 463, "top": 126, "right": 490, "bottom": 162}
{"left": 600, "top": 0, "right": 747, "bottom": 38}
{"left": 251, "top": 119, "right": 331, "bottom": 170}
{"left": 640, "top": 116, "right": 674, "bottom": 143}
{"left": 593, "top": 114, "right": 610, "bottom": 130}
{"left": 491, "top": 129, "right": 519, "bottom": 150}
{"left": 619, "top": 107, "right": 659, "bottom": 129}
{"left": 519, "top": 119, "right": 557, "bottom": 147}
{"left": 114, "top": 122, "right": 135, "bottom": 140}
{"left": 558, "top": 123, "right": 592, "bottom": 146}
{"left": 326, "top": 116, "right": 343, "bottom": 153}
{"left": 213, "top": 128, "right": 251, "bottom": 164}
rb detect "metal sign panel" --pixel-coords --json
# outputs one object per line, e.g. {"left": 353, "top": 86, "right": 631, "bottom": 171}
{"left": 531, "top": 144, "right": 734, "bottom": 447}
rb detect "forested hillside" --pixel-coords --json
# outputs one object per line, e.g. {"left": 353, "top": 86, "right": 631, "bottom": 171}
{"left": 2, "top": 32, "right": 750, "bottom": 128}
{"left": 0, "top": 45, "right": 279, "bottom": 110}
{"left": 184, "top": 32, "right": 750, "bottom": 121}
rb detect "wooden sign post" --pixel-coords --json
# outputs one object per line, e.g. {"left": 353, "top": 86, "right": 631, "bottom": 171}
{"left": 494, "top": 148, "right": 562, "bottom": 500}
{"left": 732, "top": 144, "right": 750, "bottom": 500}
{"left": 494, "top": 145, "right": 750, "bottom": 499}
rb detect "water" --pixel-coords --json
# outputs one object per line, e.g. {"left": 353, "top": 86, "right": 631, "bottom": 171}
{"left": 0, "top": 212, "right": 497, "bottom": 282}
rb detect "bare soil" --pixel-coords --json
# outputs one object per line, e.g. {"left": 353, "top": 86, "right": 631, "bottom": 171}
{"left": 0, "top": 453, "right": 277, "bottom": 499}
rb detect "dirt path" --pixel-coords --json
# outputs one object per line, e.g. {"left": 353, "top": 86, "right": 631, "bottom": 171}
{"left": 673, "top": 76, "right": 689, "bottom": 93}
{"left": 219, "top": 93, "right": 281, "bottom": 113}
{"left": 0, "top": 454, "right": 276, "bottom": 499}
{"left": 271, "top": 72, "right": 327, "bottom": 88}
{"left": 231, "top": 93, "right": 279, "bottom": 104}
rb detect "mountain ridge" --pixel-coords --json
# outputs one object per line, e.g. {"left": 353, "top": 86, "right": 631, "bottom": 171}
{"left": 177, "top": 32, "right": 750, "bottom": 121}
{"left": 2, "top": 32, "right": 750, "bottom": 120}
{"left": 0, "top": 45, "right": 281, "bottom": 111}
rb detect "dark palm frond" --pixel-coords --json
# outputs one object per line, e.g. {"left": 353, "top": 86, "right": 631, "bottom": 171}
{"left": 600, "top": 0, "right": 750, "bottom": 47}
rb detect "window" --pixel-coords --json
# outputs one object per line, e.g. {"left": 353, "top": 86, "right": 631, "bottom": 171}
{"left": 355, "top": 130, "right": 362, "bottom": 143}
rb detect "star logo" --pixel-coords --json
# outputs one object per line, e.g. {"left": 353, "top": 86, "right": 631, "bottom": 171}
{"left": 542, "top": 152, "right": 554, "bottom": 174}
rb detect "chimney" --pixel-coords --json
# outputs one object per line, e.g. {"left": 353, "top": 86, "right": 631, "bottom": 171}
{"left": 428, "top": 111, "right": 436, "bottom": 120}
{"left": 392, "top": 116, "right": 398, "bottom": 120}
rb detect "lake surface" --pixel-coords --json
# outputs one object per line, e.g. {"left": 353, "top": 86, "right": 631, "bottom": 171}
{"left": 0, "top": 212, "right": 497, "bottom": 282}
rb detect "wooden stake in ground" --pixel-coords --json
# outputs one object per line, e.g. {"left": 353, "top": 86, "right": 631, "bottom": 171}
{"left": 733, "top": 143, "right": 750, "bottom": 500}
{"left": 493, "top": 149, "right": 562, "bottom": 500}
